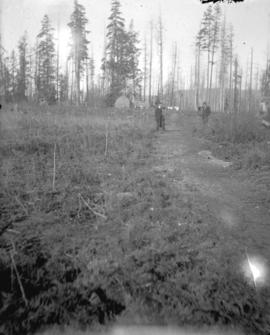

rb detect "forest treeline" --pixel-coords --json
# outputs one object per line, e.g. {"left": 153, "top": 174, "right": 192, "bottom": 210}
{"left": 0, "top": 0, "right": 270, "bottom": 111}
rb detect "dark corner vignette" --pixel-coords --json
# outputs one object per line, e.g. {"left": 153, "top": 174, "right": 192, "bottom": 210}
{"left": 200, "top": 0, "right": 244, "bottom": 4}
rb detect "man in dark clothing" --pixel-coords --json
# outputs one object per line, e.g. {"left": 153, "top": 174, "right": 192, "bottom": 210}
{"left": 155, "top": 98, "right": 165, "bottom": 130}
{"left": 201, "top": 101, "right": 211, "bottom": 125}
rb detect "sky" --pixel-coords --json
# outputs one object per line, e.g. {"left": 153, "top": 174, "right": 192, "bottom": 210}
{"left": 1, "top": 0, "right": 270, "bottom": 88}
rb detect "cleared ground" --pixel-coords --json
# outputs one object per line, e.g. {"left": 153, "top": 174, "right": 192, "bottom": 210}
{"left": 0, "top": 106, "right": 270, "bottom": 335}
{"left": 156, "top": 110, "right": 270, "bottom": 260}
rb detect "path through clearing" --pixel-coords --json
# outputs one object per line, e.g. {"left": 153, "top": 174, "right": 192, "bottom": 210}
{"left": 152, "top": 111, "right": 270, "bottom": 264}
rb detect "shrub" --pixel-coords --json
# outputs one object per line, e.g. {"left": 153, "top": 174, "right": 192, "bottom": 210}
{"left": 199, "top": 112, "right": 270, "bottom": 170}
{"left": 207, "top": 112, "right": 268, "bottom": 144}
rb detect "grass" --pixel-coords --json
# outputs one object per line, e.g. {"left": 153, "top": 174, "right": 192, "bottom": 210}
{"left": 194, "top": 111, "right": 270, "bottom": 205}
{"left": 199, "top": 111, "right": 270, "bottom": 165}
{"left": 1, "top": 105, "right": 270, "bottom": 335}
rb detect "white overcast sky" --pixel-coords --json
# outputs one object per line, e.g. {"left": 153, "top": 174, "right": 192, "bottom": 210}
{"left": 1, "top": 0, "right": 270, "bottom": 86}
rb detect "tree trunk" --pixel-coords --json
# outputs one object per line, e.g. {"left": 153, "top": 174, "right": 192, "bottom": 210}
{"left": 28, "top": 53, "right": 33, "bottom": 100}
{"left": 206, "top": 19, "right": 211, "bottom": 103}
{"left": 70, "top": 58, "right": 74, "bottom": 104}
{"left": 239, "top": 69, "right": 242, "bottom": 113}
{"left": 65, "top": 59, "right": 69, "bottom": 102}
{"left": 158, "top": 15, "right": 163, "bottom": 100}
{"left": 56, "top": 18, "right": 60, "bottom": 103}
{"left": 233, "top": 57, "right": 238, "bottom": 114}
{"left": 75, "top": 40, "right": 80, "bottom": 105}
{"left": 148, "top": 21, "right": 153, "bottom": 105}
{"left": 195, "top": 44, "right": 201, "bottom": 109}
{"left": 248, "top": 47, "right": 253, "bottom": 113}
{"left": 0, "top": 46, "right": 4, "bottom": 103}
{"left": 143, "top": 36, "right": 147, "bottom": 102}
{"left": 102, "top": 30, "right": 107, "bottom": 96}
{"left": 170, "top": 43, "right": 177, "bottom": 106}
{"left": 76, "top": 63, "right": 80, "bottom": 105}
{"left": 209, "top": 30, "right": 218, "bottom": 107}
{"left": 228, "top": 26, "right": 233, "bottom": 111}
{"left": 86, "top": 59, "right": 89, "bottom": 104}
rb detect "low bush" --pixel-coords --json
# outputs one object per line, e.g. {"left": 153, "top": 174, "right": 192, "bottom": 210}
{"left": 198, "top": 111, "right": 270, "bottom": 169}
{"left": 206, "top": 112, "right": 268, "bottom": 144}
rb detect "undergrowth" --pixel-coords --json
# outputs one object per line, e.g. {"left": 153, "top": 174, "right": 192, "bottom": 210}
{"left": 195, "top": 111, "right": 270, "bottom": 205}
{"left": 200, "top": 111, "right": 270, "bottom": 167}
{"left": 1, "top": 106, "right": 270, "bottom": 335}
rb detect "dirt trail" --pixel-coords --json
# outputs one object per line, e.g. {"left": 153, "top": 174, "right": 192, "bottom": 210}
{"left": 152, "top": 111, "right": 270, "bottom": 263}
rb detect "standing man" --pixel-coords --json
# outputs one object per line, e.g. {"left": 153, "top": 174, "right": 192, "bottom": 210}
{"left": 155, "top": 97, "right": 165, "bottom": 130}
{"left": 201, "top": 101, "right": 211, "bottom": 125}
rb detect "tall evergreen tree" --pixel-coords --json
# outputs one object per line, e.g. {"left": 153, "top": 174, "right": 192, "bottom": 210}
{"left": 36, "top": 15, "right": 56, "bottom": 103}
{"left": 68, "top": 0, "right": 89, "bottom": 105}
{"left": 103, "top": 0, "right": 126, "bottom": 104}
{"left": 102, "top": 1, "right": 141, "bottom": 105}
{"left": 126, "top": 20, "right": 141, "bottom": 98}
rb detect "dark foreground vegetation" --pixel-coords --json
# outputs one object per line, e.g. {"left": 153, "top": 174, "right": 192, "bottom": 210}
{"left": 1, "top": 105, "right": 270, "bottom": 335}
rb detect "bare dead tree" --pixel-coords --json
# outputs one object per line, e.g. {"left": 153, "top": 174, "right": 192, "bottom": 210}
{"left": 228, "top": 24, "right": 234, "bottom": 110}
{"left": 233, "top": 56, "right": 239, "bottom": 113}
{"left": 195, "top": 26, "right": 203, "bottom": 108}
{"left": 214, "top": 60, "right": 219, "bottom": 112}
{"left": 249, "top": 47, "right": 253, "bottom": 113}
{"left": 143, "top": 35, "right": 147, "bottom": 102}
{"left": 243, "top": 58, "right": 249, "bottom": 111}
{"left": 101, "top": 28, "right": 107, "bottom": 97}
{"left": 209, "top": 4, "right": 221, "bottom": 105}
{"left": 158, "top": 14, "right": 164, "bottom": 99}
{"left": 86, "top": 58, "right": 89, "bottom": 103}
{"left": 148, "top": 21, "right": 153, "bottom": 105}
{"left": 0, "top": 34, "right": 5, "bottom": 103}
{"left": 238, "top": 68, "right": 242, "bottom": 113}
{"left": 170, "top": 42, "right": 177, "bottom": 106}
{"left": 65, "top": 58, "right": 69, "bottom": 101}
{"left": 29, "top": 49, "right": 36, "bottom": 100}
{"left": 219, "top": 15, "right": 229, "bottom": 112}
{"left": 56, "top": 15, "right": 60, "bottom": 103}
{"left": 90, "top": 45, "right": 95, "bottom": 93}
{"left": 255, "top": 65, "right": 259, "bottom": 92}
{"left": 34, "top": 38, "right": 39, "bottom": 101}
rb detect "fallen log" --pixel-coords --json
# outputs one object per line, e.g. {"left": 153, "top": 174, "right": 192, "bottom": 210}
{"left": 261, "top": 120, "right": 270, "bottom": 128}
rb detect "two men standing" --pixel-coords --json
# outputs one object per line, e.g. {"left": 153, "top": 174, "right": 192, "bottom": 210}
{"left": 154, "top": 99, "right": 211, "bottom": 130}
